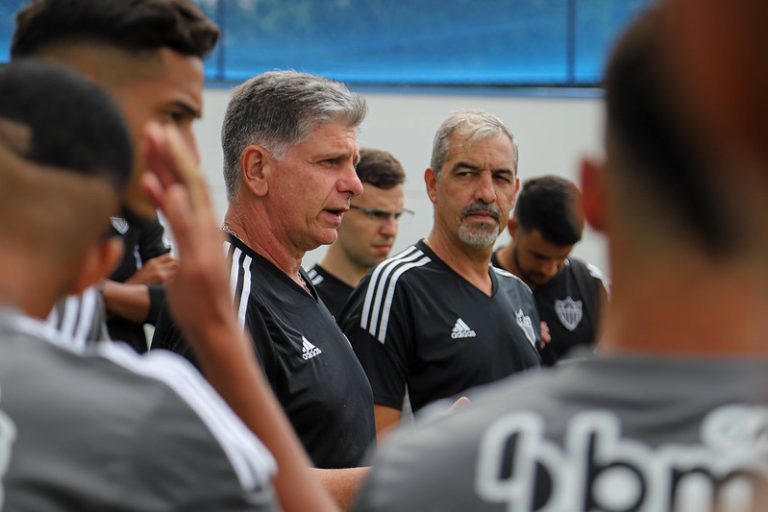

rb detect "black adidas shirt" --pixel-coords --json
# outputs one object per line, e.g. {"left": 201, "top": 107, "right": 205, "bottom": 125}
{"left": 492, "top": 251, "right": 608, "bottom": 365}
{"left": 108, "top": 214, "right": 172, "bottom": 353}
{"left": 340, "top": 240, "right": 541, "bottom": 413}
{"left": 306, "top": 264, "right": 354, "bottom": 320}
{"left": 153, "top": 235, "right": 375, "bottom": 469}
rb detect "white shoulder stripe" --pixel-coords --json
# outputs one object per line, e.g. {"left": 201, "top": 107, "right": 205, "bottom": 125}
{"left": 490, "top": 265, "right": 514, "bottom": 278}
{"left": 18, "top": 312, "right": 74, "bottom": 352}
{"left": 307, "top": 268, "right": 324, "bottom": 286}
{"left": 59, "top": 295, "right": 80, "bottom": 342}
{"left": 44, "top": 306, "right": 59, "bottom": 331}
{"left": 360, "top": 246, "right": 420, "bottom": 328}
{"left": 374, "top": 256, "right": 431, "bottom": 343}
{"left": 587, "top": 262, "right": 606, "bottom": 281}
{"left": 237, "top": 256, "right": 252, "bottom": 331}
{"left": 73, "top": 287, "right": 98, "bottom": 350}
{"left": 10, "top": 301, "right": 276, "bottom": 492}
{"left": 96, "top": 342, "right": 276, "bottom": 490}
{"left": 48, "top": 290, "right": 100, "bottom": 352}
{"left": 225, "top": 243, "right": 253, "bottom": 332}
{"left": 491, "top": 265, "right": 532, "bottom": 293}
{"left": 226, "top": 243, "right": 239, "bottom": 297}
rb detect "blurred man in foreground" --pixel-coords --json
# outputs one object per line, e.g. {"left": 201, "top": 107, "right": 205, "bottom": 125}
{"left": 12, "top": 0, "right": 216, "bottom": 350}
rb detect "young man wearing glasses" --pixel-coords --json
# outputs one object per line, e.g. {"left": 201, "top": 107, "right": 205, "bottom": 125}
{"left": 308, "top": 148, "right": 410, "bottom": 318}
{"left": 340, "top": 110, "right": 541, "bottom": 440}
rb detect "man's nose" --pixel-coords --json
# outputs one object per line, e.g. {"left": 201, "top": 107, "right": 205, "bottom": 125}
{"left": 474, "top": 171, "right": 496, "bottom": 203}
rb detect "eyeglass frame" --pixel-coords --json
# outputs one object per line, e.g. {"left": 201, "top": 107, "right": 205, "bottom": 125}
{"left": 348, "top": 204, "right": 414, "bottom": 222}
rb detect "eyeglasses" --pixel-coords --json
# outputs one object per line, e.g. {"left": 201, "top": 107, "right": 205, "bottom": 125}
{"left": 349, "top": 205, "right": 414, "bottom": 223}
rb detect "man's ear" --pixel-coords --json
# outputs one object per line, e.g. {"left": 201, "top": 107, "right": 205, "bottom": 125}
{"left": 507, "top": 217, "right": 519, "bottom": 238}
{"left": 424, "top": 167, "right": 438, "bottom": 204}
{"left": 68, "top": 237, "right": 124, "bottom": 296}
{"left": 580, "top": 157, "right": 606, "bottom": 233}
{"left": 241, "top": 145, "right": 271, "bottom": 197}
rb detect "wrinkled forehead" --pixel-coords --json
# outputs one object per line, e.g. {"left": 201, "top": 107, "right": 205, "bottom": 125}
{"left": 447, "top": 128, "right": 517, "bottom": 165}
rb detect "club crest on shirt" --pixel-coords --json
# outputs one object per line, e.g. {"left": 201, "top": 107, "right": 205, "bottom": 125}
{"left": 110, "top": 216, "right": 129, "bottom": 235}
{"left": 515, "top": 309, "right": 536, "bottom": 347}
{"left": 555, "top": 297, "right": 583, "bottom": 331}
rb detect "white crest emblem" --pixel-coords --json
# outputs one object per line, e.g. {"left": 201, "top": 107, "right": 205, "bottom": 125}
{"left": 555, "top": 297, "right": 582, "bottom": 331}
{"left": 515, "top": 309, "right": 536, "bottom": 347}
{"left": 110, "top": 217, "right": 129, "bottom": 235}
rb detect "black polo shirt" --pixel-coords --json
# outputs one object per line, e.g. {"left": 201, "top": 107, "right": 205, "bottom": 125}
{"left": 492, "top": 252, "right": 607, "bottom": 365}
{"left": 153, "top": 236, "right": 375, "bottom": 469}
{"left": 306, "top": 264, "right": 354, "bottom": 320}
{"left": 341, "top": 240, "right": 541, "bottom": 413}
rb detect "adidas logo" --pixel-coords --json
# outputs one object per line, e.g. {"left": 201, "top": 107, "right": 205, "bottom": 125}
{"left": 451, "top": 318, "right": 476, "bottom": 339}
{"left": 301, "top": 336, "right": 322, "bottom": 360}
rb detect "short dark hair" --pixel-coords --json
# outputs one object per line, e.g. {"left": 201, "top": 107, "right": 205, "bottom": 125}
{"left": 356, "top": 148, "right": 405, "bottom": 190}
{"left": 11, "top": 0, "right": 219, "bottom": 59}
{"left": 513, "top": 175, "right": 583, "bottom": 246}
{"left": 603, "top": 5, "right": 731, "bottom": 254}
{"left": 0, "top": 60, "right": 132, "bottom": 191}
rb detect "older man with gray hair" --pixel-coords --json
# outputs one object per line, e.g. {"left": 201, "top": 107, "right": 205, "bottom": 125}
{"left": 340, "top": 109, "right": 541, "bottom": 439}
{"left": 153, "top": 70, "right": 375, "bottom": 506}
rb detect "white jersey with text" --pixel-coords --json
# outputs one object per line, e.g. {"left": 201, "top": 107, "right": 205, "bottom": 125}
{"left": 353, "top": 355, "right": 768, "bottom": 512}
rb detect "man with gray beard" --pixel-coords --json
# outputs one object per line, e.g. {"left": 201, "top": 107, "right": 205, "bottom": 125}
{"left": 340, "top": 109, "right": 541, "bottom": 439}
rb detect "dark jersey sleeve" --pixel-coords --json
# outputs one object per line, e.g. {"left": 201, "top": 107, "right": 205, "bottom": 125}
{"left": 151, "top": 297, "right": 276, "bottom": 382}
{"left": 340, "top": 274, "right": 414, "bottom": 410}
{"left": 138, "top": 217, "right": 172, "bottom": 325}
{"left": 138, "top": 215, "right": 172, "bottom": 261}
{"left": 145, "top": 284, "right": 165, "bottom": 325}
{"left": 150, "top": 304, "right": 198, "bottom": 365}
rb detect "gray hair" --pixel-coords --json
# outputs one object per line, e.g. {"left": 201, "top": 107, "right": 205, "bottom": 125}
{"left": 221, "top": 70, "right": 367, "bottom": 200}
{"left": 430, "top": 109, "right": 518, "bottom": 176}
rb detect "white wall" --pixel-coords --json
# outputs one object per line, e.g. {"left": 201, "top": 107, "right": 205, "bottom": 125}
{"left": 194, "top": 88, "right": 609, "bottom": 274}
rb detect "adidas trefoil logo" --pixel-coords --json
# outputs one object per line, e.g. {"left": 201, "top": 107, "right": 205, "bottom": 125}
{"left": 451, "top": 318, "right": 477, "bottom": 339}
{"left": 301, "top": 336, "right": 322, "bottom": 360}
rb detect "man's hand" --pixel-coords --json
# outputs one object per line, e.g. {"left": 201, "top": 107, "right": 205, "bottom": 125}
{"left": 126, "top": 253, "right": 177, "bottom": 285}
{"left": 141, "top": 123, "right": 231, "bottom": 342}
{"left": 540, "top": 321, "right": 551, "bottom": 348}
